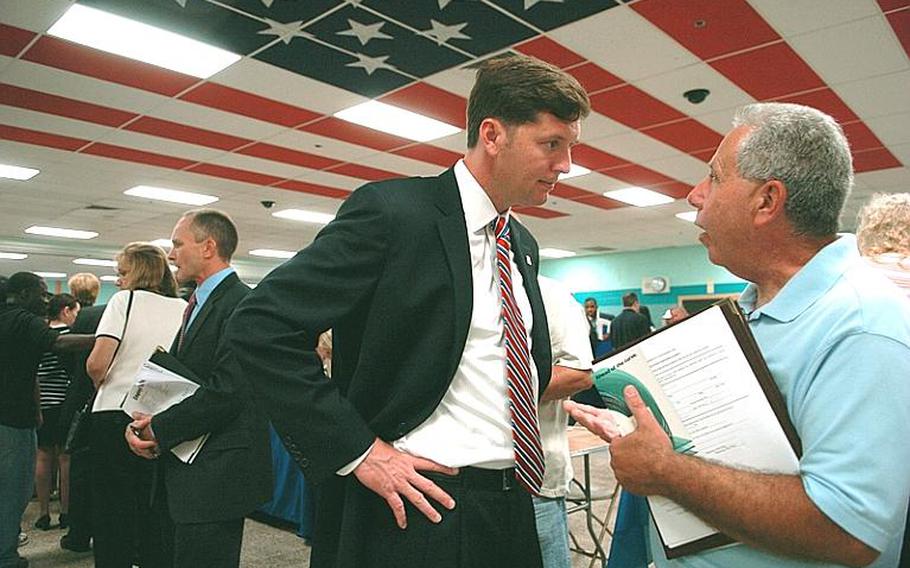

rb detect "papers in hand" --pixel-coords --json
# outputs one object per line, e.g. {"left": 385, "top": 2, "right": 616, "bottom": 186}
{"left": 121, "top": 357, "right": 208, "bottom": 464}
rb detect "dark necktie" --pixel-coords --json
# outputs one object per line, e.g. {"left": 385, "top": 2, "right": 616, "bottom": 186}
{"left": 177, "top": 293, "right": 197, "bottom": 351}
{"left": 493, "top": 213, "right": 544, "bottom": 494}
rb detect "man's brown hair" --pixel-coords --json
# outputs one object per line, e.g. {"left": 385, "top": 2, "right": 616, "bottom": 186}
{"left": 466, "top": 53, "right": 590, "bottom": 148}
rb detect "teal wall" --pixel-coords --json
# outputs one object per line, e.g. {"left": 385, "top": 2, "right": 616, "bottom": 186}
{"left": 540, "top": 245, "right": 747, "bottom": 326}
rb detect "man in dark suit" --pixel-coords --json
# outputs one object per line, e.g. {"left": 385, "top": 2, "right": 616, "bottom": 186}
{"left": 227, "top": 54, "right": 590, "bottom": 568}
{"left": 609, "top": 292, "right": 652, "bottom": 349}
{"left": 126, "top": 210, "right": 271, "bottom": 568}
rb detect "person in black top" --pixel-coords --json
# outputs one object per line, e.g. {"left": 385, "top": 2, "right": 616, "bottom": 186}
{"left": 609, "top": 292, "right": 652, "bottom": 349}
{"left": 0, "top": 273, "right": 93, "bottom": 568}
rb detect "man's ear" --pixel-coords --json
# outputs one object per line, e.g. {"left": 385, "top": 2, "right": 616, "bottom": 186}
{"left": 478, "top": 118, "right": 508, "bottom": 156}
{"left": 202, "top": 237, "right": 218, "bottom": 260}
{"left": 754, "top": 179, "right": 787, "bottom": 228}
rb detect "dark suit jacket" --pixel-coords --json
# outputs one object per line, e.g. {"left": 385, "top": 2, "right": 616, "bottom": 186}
{"left": 59, "top": 304, "right": 106, "bottom": 431}
{"left": 152, "top": 272, "right": 272, "bottom": 524}
{"left": 227, "top": 168, "right": 552, "bottom": 566}
{"left": 609, "top": 308, "right": 652, "bottom": 350}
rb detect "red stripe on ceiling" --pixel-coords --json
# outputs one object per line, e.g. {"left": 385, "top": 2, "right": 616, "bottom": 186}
{"left": 642, "top": 119, "right": 722, "bottom": 155}
{"left": 179, "top": 83, "right": 319, "bottom": 127}
{"left": 380, "top": 83, "right": 466, "bottom": 128}
{"left": 301, "top": 117, "right": 410, "bottom": 152}
{"left": 513, "top": 206, "right": 569, "bottom": 219}
{"left": 566, "top": 62, "right": 624, "bottom": 93}
{"left": 853, "top": 148, "right": 902, "bottom": 173}
{"left": 392, "top": 144, "right": 462, "bottom": 167}
{"left": 603, "top": 164, "right": 678, "bottom": 189}
{"left": 773, "top": 88, "right": 859, "bottom": 125}
{"left": 0, "top": 83, "right": 137, "bottom": 127}
{"left": 691, "top": 148, "right": 715, "bottom": 162}
{"left": 843, "top": 122, "right": 887, "bottom": 153}
{"left": 632, "top": 0, "right": 780, "bottom": 60}
{"left": 185, "top": 163, "right": 284, "bottom": 186}
{"left": 551, "top": 184, "right": 594, "bottom": 200}
{"left": 274, "top": 180, "right": 351, "bottom": 200}
{"left": 651, "top": 181, "right": 693, "bottom": 199}
{"left": 325, "top": 163, "right": 399, "bottom": 181}
{"left": 878, "top": 0, "right": 910, "bottom": 11}
{"left": 572, "top": 145, "right": 628, "bottom": 171}
{"left": 572, "top": 194, "right": 626, "bottom": 210}
{"left": 710, "top": 42, "right": 825, "bottom": 101}
{"left": 236, "top": 142, "right": 340, "bottom": 170}
{"left": 125, "top": 116, "right": 249, "bottom": 151}
{"left": 0, "top": 124, "right": 88, "bottom": 151}
{"left": 23, "top": 36, "right": 197, "bottom": 97}
{"left": 80, "top": 143, "right": 196, "bottom": 170}
{"left": 0, "top": 24, "right": 36, "bottom": 57}
{"left": 515, "top": 37, "right": 585, "bottom": 69}
{"left": 590, "top": 85, "right": 686, "bottom": 129}
{"left": 883, "top": 7, "right": 910, "bottom": 58}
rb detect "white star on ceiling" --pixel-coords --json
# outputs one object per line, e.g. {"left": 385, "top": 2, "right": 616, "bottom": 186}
{"left": 346, "top": 53, "right": 395, "bottom": 76}
{"left": 337, "top": 19, "right": 393, "bottom": 46}
{"left": 525, "top": 0, "right": 564, "bottom": 8}
{"left": 424, "top": 20, "right": 470, "bottom": 46}
{"left": 257, "top": 19, "right": 311, "bottom": 45}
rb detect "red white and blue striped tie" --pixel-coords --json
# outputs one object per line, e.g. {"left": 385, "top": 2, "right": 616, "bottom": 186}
{"left": 493, "top": 213, "right": 544, "bottom": 494}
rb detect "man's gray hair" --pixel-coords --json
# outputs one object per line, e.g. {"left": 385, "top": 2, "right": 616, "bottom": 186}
{"left": 732, "top": 102, "right": 853, "bottom": 237}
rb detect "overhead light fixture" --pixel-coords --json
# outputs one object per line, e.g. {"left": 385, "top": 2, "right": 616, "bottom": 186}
{"left": 334, "top": 100, "right": 461, "bottom": 142}
{"left": 558, "top": 163, "right": 591, "bottom": 181}
{"left": 539, "top": 248, "right": 577, "bottom": 259}
{"left": 249, "top": 249, "right": 296, "bottom": 259}
{"left": 272, "top": 209, "right": 335, "bottom": 225}
{"left": 675, "top": 211, "right": 698, "bottom": 223}
{"left": 150, "top": 239, "right": 173, "bottom": 249}
{"left": 73, "top": 258, "right": 118, "bottom": 267}
{"left": 100, "top": 275, "right": 119, "bottom": 282}
{"left": 47, "top": 4, "right": 241, "bottom": 78}
{"left": 35, "top": 272, "right": 67, "bottom": 279}
{"left": 26, "top": 225, "right": 98, "bottom": 240}
{"left": 0, "top": 252, "right": 28, "bottom": 260}
{"left": 124, "top": 185, "right": 219, "bottom": 206}
{"left": 0, "top": 164, "right": 40, "bottom": 181}
{"left": 604, "top": 187, "right": 674, "bottom": 207}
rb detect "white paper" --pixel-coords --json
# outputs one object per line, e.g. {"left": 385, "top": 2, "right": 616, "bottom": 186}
{"left": 593, "top": 304, "right": 799, "bottom": 551}
{"left": 121, "top": 359, "right": 208, "bottom": 464}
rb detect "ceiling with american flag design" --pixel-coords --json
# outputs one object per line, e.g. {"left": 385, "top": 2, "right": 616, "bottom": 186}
{"left": 0, "top": 0, "right": 908, "bottom": 282}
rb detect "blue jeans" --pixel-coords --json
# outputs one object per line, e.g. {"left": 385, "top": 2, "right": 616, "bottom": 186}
{"left": 533, "top": 496, "right": 571, "bottom": 568}
{"left": 0, "top": 424, "right": 36, "bottom": 567}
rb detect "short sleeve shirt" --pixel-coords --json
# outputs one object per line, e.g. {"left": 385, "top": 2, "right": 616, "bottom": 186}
{"left": 652, "top": 235, "right": 910, "bottom": 568}
{"left": 0, "top": 305, "right": 59, "bottom": 427}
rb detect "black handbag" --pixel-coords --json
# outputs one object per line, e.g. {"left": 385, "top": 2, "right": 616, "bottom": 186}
{"left": 62, "top": 290, "right": 135, "bottom": 455}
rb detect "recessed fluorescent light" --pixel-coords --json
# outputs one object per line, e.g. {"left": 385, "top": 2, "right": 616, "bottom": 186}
{"left": 150, "top": 239, "right": 173, "bottom": 249}
{"left": 73, "top": 258, "right": 118, "bottom": 267}
{"left": 26, "top": 226, "right": 98, "bottom": 240}
{"left": 35, "top": 272, "right": 67, "bottom": 279}
{"left": 124, "top": 185, "right": 219, "bottom": 206}
{"left": 249, "top": 249, "right": 296, "bottom": 259}
{"left": 675, "top": 211, "right": 698, "bottom": 223}
{"left": 558, "top": 163, "right": 591, "bottom": 181}
{"left": 47, "top": 4, "right": 241, "bottom": 78}
{"left": 0, "top": 164, "right": 40, "bottom": 181}
{"left": 100, "top": 275, "right": 119, "bottom": 282}
{"left": 0, "top": 252, "right": 28, "bottom": 260}
{"left": 604, "top": 187, "right": 674, "bottom": 207}
{"left": 539, "top": 248, "right": 577, "bottom": 259}
{"left": 272, "top": 209, "right": 335, "bottom": 225}
{"left": 334, "top": 100, "right": 461, "bottom": 142}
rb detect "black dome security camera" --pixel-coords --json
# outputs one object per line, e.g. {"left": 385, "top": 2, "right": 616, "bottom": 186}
{"left": 683, "top": 88, "right": 710, "bottom": 104}
{"left": 260, "top": 200, "right": 276, "bottom": 209}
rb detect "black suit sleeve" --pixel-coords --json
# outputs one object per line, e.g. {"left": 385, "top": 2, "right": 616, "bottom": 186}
{"left": 226, "top": 185, "right": 390, "bottom": 483}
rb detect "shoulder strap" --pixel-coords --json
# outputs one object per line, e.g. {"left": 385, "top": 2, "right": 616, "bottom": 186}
{"left": 105, "top": 290, "right": 135, "bottom": 372}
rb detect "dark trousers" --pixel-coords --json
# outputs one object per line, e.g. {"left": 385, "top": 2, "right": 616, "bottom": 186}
{"left": 65, "top": 448, "right": 92, "bottom": 543}
{"left": 90, "top": 411, "right": 169, "bottom": 568}
{"left": 319, "top": 467, "right": 543, "bottom": 568}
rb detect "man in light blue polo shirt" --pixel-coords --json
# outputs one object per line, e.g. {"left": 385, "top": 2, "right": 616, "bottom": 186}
{"left": 566, "top": 102, "right": 910, "bottom": 567}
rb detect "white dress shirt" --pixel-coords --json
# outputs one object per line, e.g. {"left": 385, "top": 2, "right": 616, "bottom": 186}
{"left": 391, "top": 160, "right": 538, "bottom": 469}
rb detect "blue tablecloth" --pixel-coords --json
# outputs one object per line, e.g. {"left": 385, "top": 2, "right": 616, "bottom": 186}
{"left": 258, "top": 425, "right": 315, "bottom": 538}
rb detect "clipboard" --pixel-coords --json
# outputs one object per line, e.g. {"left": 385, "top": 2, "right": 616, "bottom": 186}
{"left": 592, "top": 298, "right": 801, "bottom": 559}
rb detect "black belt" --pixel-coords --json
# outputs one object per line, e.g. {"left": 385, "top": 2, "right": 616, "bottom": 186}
{"left": 425, "top": 467, "right": 518, "bottom": 492}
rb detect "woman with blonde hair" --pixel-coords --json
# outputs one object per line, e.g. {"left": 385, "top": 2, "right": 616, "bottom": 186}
{"left": 86, "top": 243, "right": 186, "bottom": 568}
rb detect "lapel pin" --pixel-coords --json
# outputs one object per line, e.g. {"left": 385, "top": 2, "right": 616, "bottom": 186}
{"left": 525, "top": 254, "right": 532, "bottom": 266}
